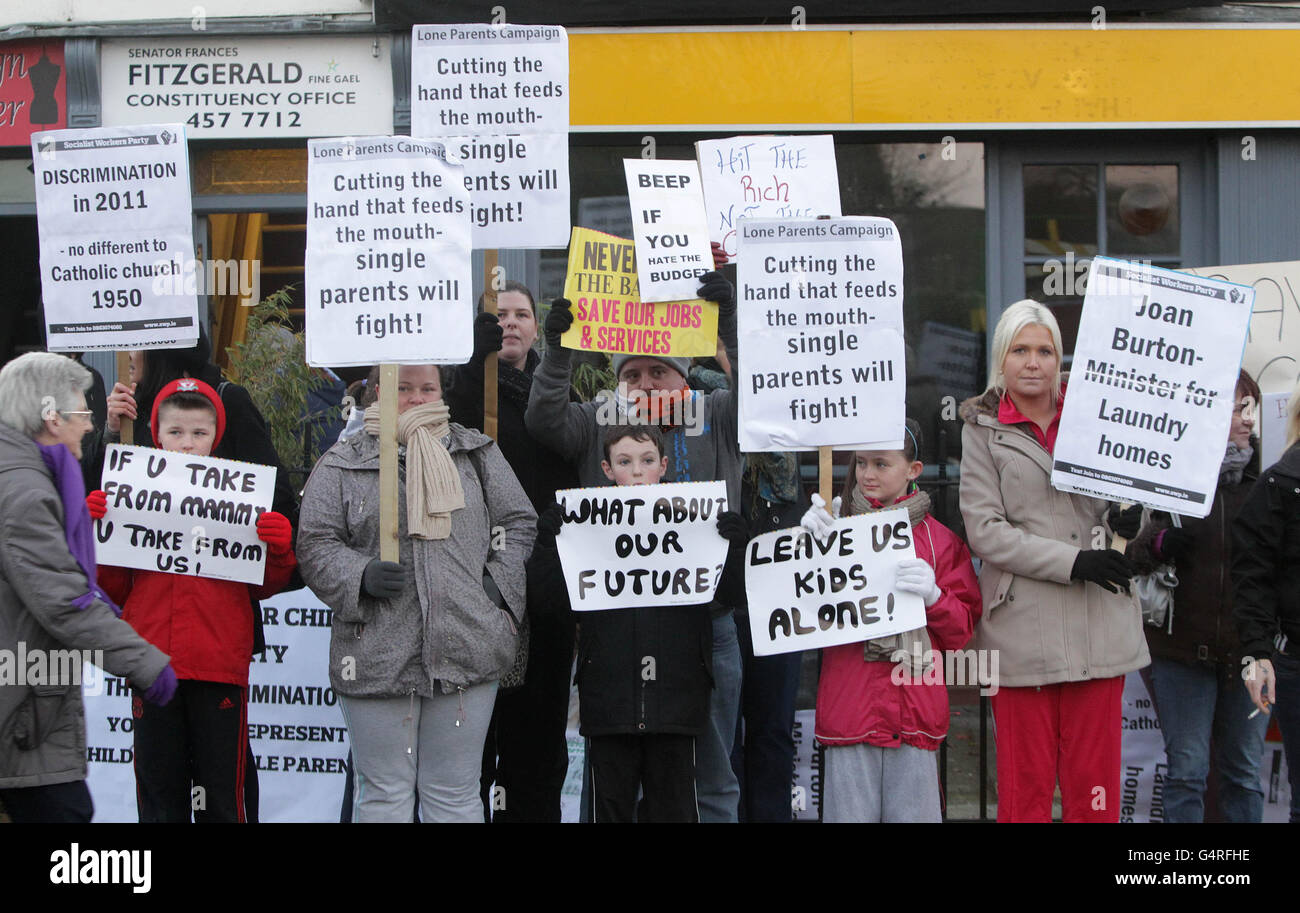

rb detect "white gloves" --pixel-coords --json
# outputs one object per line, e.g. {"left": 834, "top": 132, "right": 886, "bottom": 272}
{"left": 800, "top": 494, "right": 836, "bottom": 543}
{"left": 895, "top": 558, "right": 942, "bottom": 607}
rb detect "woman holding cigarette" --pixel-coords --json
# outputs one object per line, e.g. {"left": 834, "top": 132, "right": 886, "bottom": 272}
{"left": 959, "top": 300, "right": 1148, "bottom": 822}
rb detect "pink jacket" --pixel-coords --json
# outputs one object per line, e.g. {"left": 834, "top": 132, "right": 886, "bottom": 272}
{"left": 815, "top": 512, "right": 982, "bottom": 751}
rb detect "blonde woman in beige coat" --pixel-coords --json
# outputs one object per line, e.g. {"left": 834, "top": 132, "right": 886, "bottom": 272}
{"left": 959, "top": 301, "right": 1149, "bottom": 822}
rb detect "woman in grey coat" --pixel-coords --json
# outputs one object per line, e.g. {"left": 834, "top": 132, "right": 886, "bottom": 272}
{"left": 0, "top": 353, "right": 175, "bottom": 823}
{"left": 297, "top": 363, "right": 535, "bottom": 823}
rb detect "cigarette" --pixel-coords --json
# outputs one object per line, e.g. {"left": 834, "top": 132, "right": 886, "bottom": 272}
{"left": 1248, "top": 708, "right": 1263, "bottom": 719}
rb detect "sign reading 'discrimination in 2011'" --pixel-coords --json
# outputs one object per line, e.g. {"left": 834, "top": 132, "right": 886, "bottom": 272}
{"left": 305, "top": 136, "right": 472, "bottom": 367}
{"left": 737, "top": 216, "right": 906, "bottom": 452}
{"left": 31, "top": 124, "right": 198, "bottom": 352}
{"left": 745, "top": 510, "right": 927, "bottom": 657}
{"left": 555, "top": 481, "right": 731, "bottom": 611}
{"left": 1052, "top": 256, "right": 1254, "bottom": 518}
{"left": 95, "top": 444, "right": 276, "bottom": 586}
{"left": 410, "top": 23, "right": 569, "bottom": 248}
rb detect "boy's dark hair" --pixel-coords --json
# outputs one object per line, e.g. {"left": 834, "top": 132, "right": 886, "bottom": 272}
{"left": 602, "top": 423, "right": 665, "bottom": 462}
{"left": 158, "top": 390, "right": 218, "bottom": 422}
{"left": 477, "top": 280, "right": 537, "bottom": 318}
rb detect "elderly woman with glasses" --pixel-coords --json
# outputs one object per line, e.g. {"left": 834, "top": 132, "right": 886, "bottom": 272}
{"left": 0, "top": 352, "right": 176, "bottom": 824}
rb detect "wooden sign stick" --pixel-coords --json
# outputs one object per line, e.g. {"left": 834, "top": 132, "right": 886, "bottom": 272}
{"left": 116, "top": 351, "right": 134, "bottom": 445}
{"left": 819, "top": 445, "right": 833, "bottom": 509}
{"left": 483, "top": 249, "right": 499, "bottom": 441}
{"left": 378, "top": 363, "right": 400, "bottom": 562}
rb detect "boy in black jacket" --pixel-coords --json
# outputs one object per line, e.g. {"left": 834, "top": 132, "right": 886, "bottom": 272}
{"left": 529, "top": 424, "right": 748, "bottom": 822}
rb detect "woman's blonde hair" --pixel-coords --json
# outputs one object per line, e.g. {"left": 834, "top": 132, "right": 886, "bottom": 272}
{"left": 987, "top": 299, "right": 1065, "bottom": 403}
{"left": 1287, "top": 374, "right": 1300, "bottom": 450}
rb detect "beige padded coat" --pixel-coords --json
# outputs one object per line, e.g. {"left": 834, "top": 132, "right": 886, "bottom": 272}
{"left": 959, "top": 389, "right": 1150, "bottom": 688}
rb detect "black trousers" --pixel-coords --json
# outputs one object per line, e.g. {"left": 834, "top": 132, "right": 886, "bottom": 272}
{"left": 588, "top": 733, "right": 698, "bottom": 823}
{"left": 0, "top": 779, "right": 93, "bottom": 823}
{"left": 133, "top": 680, "right": 249, "bottom": 823}
{"left": 480, "top": 612, "right": 576, "bottom": 822}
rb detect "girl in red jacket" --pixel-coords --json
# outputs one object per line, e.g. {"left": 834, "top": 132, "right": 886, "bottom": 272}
{"left": 802, "top": 419, "right": 982, "bottom": 822}
{"left": 87, "top": 378, "right": 296, "bottom": 822}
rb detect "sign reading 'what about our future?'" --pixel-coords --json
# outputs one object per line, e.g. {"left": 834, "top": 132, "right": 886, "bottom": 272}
{"left": 95, "top": 445, "right": 277, "bottom": 586}
{"left": 555, "top": 481, "right": 730, "bottom": 612}
{"left": 738, "top": 217, "right": 906, "bottom": 452}
{"left": 1052, "top": 256, "right": 1254, "bottom": 517}
{"left": 32, "top": 124, "right": 199, "bottom": 352}
{"left": 306, "top": 136, "right": 472, "bottom": 367}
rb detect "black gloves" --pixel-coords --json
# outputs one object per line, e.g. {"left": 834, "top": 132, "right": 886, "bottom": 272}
{"left": 1156, "top": 526, "right": 1193, "bottom": 562}
{"left": 362, "top": 559, "right": 409, "bottom": 599}
{"left": 1070, "top": 549, "right": 1134, "bottom": 594}
{"left": 537, "top": 502, "right": 564, "bottom": 538}
{"left": 716, "top": 510, "right": 749, "bottom": 546}
{"left": 1107, "top": 503, "right": 1144, "bottom": 540}
{"left": 470, "top": 311, "right": 504, "bottom": 366}
{"left": 543, "top": 298, "right": 574, "bottom": 347}
{"left": 697, "top": 271, "right": 735, "bottom": 317}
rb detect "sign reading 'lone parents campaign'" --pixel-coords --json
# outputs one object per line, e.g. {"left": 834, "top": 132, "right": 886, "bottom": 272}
{"left": 1052, "top": 256, "right": 1254, "bottom": 517}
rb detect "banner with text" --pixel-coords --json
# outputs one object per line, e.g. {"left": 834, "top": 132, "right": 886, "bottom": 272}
{"left": 555, "top": 481, "right": 730, "bottom": 612}
{"left": 95, "top": 444, "right": 276, "bottom": 585}
{"left": 411, "top": 23, "right": 569, "bottom": 248}
{"left": 1052, "top": 257, "right": 1254, "bottom": 517}
{"left": 623, "top": 158, "right": 714, "bottom": 303}
{"left": 560, "top": 226, "right": 718, "bottom": 357}
{"left": 32, "top": 124, "right": 198, "bottom": 351}
{"left": 696, "top": 134, "right": 841, "bottom": 260}
{"left": 85, "top": 586, "right": 349, "bottom": 822}
{"left": 305, "top": 136, "right": 472, "bottom": 367}
{"left": 745, "top": 509, "right": 927, "bottom": 657}
{"left": 737, "top": 216, "right": 905, "bottom": 452}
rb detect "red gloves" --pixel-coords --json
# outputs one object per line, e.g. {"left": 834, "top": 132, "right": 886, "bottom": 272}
{"left": 710, "top": 241, "right": 729, "bottom": 269}
{"left": 86, "top": 489, "right": 107, "bottom": 520}
{"left": 256, "top": 511, "right": 294, "bottom": 556}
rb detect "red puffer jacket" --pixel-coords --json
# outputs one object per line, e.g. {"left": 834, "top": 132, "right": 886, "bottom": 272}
{"left": 98, "top": 551, "right": 295, "bottom": 687}
{"left": 815, "top": 512, "right": 982, "bottom": 751}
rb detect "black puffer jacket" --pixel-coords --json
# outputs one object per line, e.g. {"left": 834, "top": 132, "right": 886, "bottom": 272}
{"left": 1232, "top": 442, "right": 1300, "bottom": 661}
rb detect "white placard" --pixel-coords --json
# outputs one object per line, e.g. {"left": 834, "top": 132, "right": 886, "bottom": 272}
{"left": 84, "top": 587, "right": 349, "bottom": 823}
{"left": 100, "top": 35, "right": 394, "bottom": 139}
{"left": 623, "top": 158, "right": 714, "bottom": 303}
{"left": 96, "top": 444, "right": 276, "bottom": 586}
{"left": 31, "top": 125, "right": 199, "bottom": 352}
{"left": 411, "top": 23, "right": 567, "bottom": 136}
{"left": 744, "top": 510, "right": 928, "bottom": 657}
{"left": 1260, "top": 390, "right": 1292, "bottom": 471}
{"left": 737, "top": 216, "right": 906, "bottom": 452}
{"left": 555, "top": 481, "right": 730, "bottom": 612}
{"left": 696, "top": 134, "right": 841, "bottom": 260}
{"left": 305, "top": 136, "right": 472, "bottom": 367}
{"left": 442, "top": 131, "right": 570, "bottom": 249}
{"left": 1051, "top": 257, "right": 1254, "bottom": 517}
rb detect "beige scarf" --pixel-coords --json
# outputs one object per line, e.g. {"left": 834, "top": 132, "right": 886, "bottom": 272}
{"left": 847, "top": 487, "right": 934, "bottom": 671}
{"left": 364, "top": 401, "right": 464, "bottom": 540}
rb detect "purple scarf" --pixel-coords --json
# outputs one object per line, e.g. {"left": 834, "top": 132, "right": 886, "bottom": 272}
{"left": 37, "top": 442, "right": 121, "bottom": 615}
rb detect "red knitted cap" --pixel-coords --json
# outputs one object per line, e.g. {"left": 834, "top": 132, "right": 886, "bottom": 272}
{"left": 150, "top": 377, "right": 226, "bottom": 447}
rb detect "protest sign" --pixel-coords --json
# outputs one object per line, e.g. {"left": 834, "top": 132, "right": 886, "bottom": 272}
{"left": 737, "top": 216, "right": 906, "bottom": 452}
{"left": 745, "top": 509, "right": 927, "bottom": 657}
{"left": 411, "top": 24, "right": 569, "bottom": 248}
{"left": 1260, "top": 390, "right": 1292, "bottom": 471}
{"left": 31, "top": 124, "right": 199, "bottom": 352}
{"left": 1051, "top": 257, "right": 1254, "bottom": 517}
{"left": 95, "top": 444, "right": 276, "bottom": 586}
{"left": 623, "top": 158, "right": 715, "bottom": 303}
{"left": 1182, "top": 260, "right": 1300, "bottom": 395}
{"left": 559, "top": 226, "right": 718, "bottom": 358}
{"left": 84, "top": 586, "right": 349, "bottom": 822}
{"left": 696, "top": 134, "right": 841, "bottom": 259}
{"left": 305, "top": 136, "right": 472, "bottom": 367}
{"left": 555, "top": 481, "right": 730, "bottom": 612}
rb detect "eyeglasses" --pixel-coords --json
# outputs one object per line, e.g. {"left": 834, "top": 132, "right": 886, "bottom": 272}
{"left": 58, "top": 410, "right": 96, "bottom": 428}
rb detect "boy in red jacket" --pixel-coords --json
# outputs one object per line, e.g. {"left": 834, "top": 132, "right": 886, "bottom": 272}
{"left": 87, "top": 378, "right": 296, "bottom": 822}
{"left": 802, "top": 419, "right": 982, "bottom": 822}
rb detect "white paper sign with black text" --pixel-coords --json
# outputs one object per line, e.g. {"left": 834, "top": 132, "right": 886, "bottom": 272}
{"left": 305, "top": 136, "right": 472, "bottom": 367}
{"left": 555, "top": 481, "right": 730, "bottom": 612}
{"left": 1051, "top": 257, "right": 1254, "bottom": 517}
{"left": 31, "top": 124, "right": 199, "bottom": 352}
{"left": 623, "top": 158, "right": 714, "bottom": 302}
{"left": 745, "top": 509, "right": 927, "bottom": 657}
{"left": 737, "top": 216, "right": 906, "bottom": 452}
{"left": 96, "top": 444, "right": 276, "bottom": 586}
